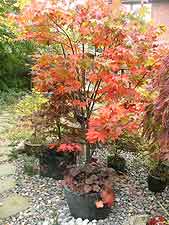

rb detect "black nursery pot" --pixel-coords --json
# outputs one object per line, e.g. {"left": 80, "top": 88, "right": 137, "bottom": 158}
{"left": 147, "top": 174, "right": 167, "bottom": 193}
{"left": 64, "top": 187, "right": 111, "bottom": 221}
{"left": 39, "top": 149, "right": 76, "bottom": 180}
{"left": 107, "top": 155, "right": 126, "bottom": 172}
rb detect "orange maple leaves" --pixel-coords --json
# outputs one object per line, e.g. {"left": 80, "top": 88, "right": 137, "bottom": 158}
{"left": 12, "top": 0, "right": 165, "bottom": 147}
{"left": 95, "top": 189, "right": 115, "bottom": 208}
{"left": 87, "top": 104, "right": 141, "bottom": 143}
{"left": 48, "top": 143, "right": 82, "bottom": 152}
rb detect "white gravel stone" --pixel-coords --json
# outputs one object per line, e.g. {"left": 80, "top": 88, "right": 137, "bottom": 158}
{"left": 82, "top": 219, "right": 89, "bottom": 225}
{"left": 68, "top": 219, "right": 76, "bottom": 225}
{"left": 76, "top": 218, "right": 83, "bottom": 225}
{"left": 42, "top": 221, "right": 49, "bottom": 225}
{"left": 88, "top": 222, "right": 93, "bottom": 225}
{"left": 0, "top": 150, "right": 169, "bottom": 225}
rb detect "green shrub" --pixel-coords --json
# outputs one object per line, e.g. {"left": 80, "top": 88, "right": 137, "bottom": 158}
{"left": 22, "top": 155, "right": 39, "bottom": 176}
{"left": 112, "top": 132, "right": 146, "bottom": 154}
{"left": 0, "top": 0, "right": 35, "bottom": 91}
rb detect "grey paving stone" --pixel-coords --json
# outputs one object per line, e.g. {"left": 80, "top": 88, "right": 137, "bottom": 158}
{"left": 0, "top": 195, "right": 30, "bottom": 218}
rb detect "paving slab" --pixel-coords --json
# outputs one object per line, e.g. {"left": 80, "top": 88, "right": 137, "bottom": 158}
{"left": 0, "top": 178, "right": 16, "bottom": 194}
{"left": 0, "top": 154, "right": 8, "bottom": 162}
{"left": 123, "top": 215, "right": 148, "bottom": 225}
{"left": 0, "top": 195, "right": 30, "bottom": 218}
{"left": 0, "top": 163, "right": 15, "bottom": 176}
{"left": 0, "top": 146, "right": 12, "bottom": 156}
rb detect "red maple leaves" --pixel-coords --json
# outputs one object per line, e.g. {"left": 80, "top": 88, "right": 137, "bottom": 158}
{"left": 147, "top": 216, "right": 167, "bottom": 225}
{"left": 48, "top": 143, "right": 82, "bottom": 153}
{"left": 96, "top": 189, "right": 115, "bottom": 208}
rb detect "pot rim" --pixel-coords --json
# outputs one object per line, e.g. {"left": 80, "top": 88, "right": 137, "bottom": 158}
{"left": 24, "top": 141, "right": 44, "bottom": 147}
{"left": 148, "top": 173, "right": 167, "bottom": 182}
{"left": 64, "top": 186, "right": 100, "bottom": 197}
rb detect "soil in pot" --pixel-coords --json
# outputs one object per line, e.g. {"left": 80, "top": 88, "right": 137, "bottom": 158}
{"left": 147, "top": 174, "right": 167, "bottom": 193}
{"left": 39, "top": 149, "right": 76, "bottom": 180}
{"left": 107, "top": 155, "right": 127, "bottom": 172}
{"left": 64, "top": 187, "right": 111, "bottom": 220}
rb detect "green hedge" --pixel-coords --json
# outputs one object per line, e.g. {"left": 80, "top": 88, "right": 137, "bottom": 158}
{"left": 0, "top": 0, "right": 34, "bottom": 91}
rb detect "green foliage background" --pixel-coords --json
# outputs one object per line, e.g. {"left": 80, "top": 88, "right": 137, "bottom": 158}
{"left": 0, "top": 0, "right": 34, "bottom": 91}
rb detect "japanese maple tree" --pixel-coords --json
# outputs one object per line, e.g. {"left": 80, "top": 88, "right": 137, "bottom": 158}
{"left": 12, "top": 0, "right": 164, "bottom": 161}
{"left": 143, "top": 54, "right": 169, "bottom": 161}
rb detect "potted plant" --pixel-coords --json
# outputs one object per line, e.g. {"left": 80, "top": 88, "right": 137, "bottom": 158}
{"left": 107, "top": 132, "right": 146, "bottom": 172}
{"left": 39, "top": 143, "right": 78, "bottom": 180}
{"left": 64, "top": 163, "right": 115, "bottom": 220}
{"left": 147, "top": 161, "right": 168, "bottom": 193}
{"left": 24, "top": 132, "right": 47, "bottom": 157}
{"left": 14, "top": 0, "right": 164, "bottom": 220}
{"left": 107, "top": 142, "right": 127, "bottom": 173}
{"left": 15, "top": 90, "right": 48, "bottom": 156}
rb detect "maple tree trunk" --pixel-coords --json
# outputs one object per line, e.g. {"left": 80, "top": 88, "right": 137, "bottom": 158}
{"left": 85, "top": 143, "right": 91, "bottom": 163}
{"left": 79, "top": 116, "right": 92, "bottom": 163}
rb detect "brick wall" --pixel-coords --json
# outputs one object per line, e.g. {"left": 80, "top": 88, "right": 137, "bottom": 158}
{"left": 151, "top": 2, "right": 169, "bottom": 41}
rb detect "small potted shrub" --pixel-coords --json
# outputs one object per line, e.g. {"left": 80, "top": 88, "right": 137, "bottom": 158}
{"left": 107, "top": 142, "right": 127, "bottom": 173}
{"left": 64, "top": 163, "right": 115, "bottom": 220}
{"left": 24, "top": 134, "right": 46, "bottom": 157}
{"left": 107, "top": 133, "right": 144, "bottom": 172}
{"left": 147, "top": 162, "right": 168, "bottom": 193}
{"left": 15, "top": 90, "right": 48, "bottom": 156}
{"left": 39, "top": 143, "right": 78, "bottom": 180}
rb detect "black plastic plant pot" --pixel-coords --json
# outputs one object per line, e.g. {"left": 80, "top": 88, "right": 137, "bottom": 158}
{"left": 160, "top": 161, "right": 169, "bottom": 183}
{"left": 147, "top": 174, "right": 167, "bottom": 193}
{"left": 39, "top": 149, "right": 76, "bottom": 180}
{"left": 64, "top": 187, "right": 111, "bottom": 221}
{"left": 107, "top": 155, "right": 126, "bottom": 172}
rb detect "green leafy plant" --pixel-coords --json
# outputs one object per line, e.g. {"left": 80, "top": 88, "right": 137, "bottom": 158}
{"left": 22, "top": 155, "right": 39, "bottom": 176}
{"left": 16, "top": 90, "right": 48, "bottom": 143}
{"left": 16, "top": 90, "right": 48, "bottom": 117}
{"left": 0, "top": 0, "right": 34, "bottom": 91}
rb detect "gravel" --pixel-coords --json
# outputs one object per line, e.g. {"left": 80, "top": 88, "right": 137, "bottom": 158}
{"left": 0, "top": 151, "right": 168, "bottom": 225}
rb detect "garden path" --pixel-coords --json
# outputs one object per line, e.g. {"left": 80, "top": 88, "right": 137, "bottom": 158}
{"left": 0, "top": 111, "right": 31, "bottom": 219}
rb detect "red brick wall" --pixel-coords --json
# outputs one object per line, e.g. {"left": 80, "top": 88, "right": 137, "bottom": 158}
{"left": 151, "top": 2, "right": 169, "bottom": 41}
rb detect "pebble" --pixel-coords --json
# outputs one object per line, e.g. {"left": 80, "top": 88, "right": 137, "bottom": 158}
{"left": 76, "top": 218, "right": 83, "bottom": 225}
{"left": 0, "top": 151, "right": 168, "bottom": 225}
{"left": 83, "top": 219, "right": 90, "bottom": 225}
{"left": 43, "top": 221, "right": 49, "bottom": 225}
